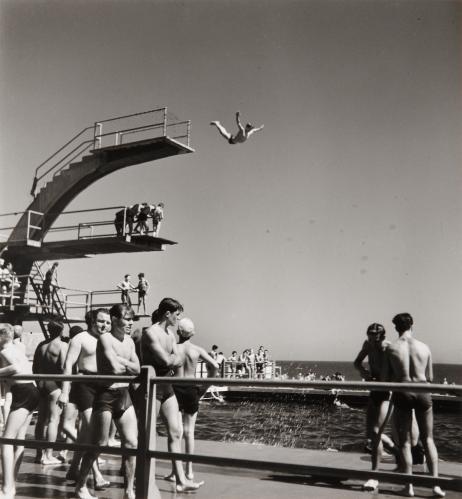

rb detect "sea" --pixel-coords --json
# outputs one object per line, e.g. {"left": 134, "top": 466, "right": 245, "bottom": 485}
{"left": 160, "top": 361, "right": 462, "bottom": 463}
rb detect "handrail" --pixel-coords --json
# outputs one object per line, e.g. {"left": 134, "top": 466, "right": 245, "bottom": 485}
{"left": 0, "top": 370, "right": 459, "bottom": 497}
{"left": 95, "top": 107, "right": 167, "bottom": 124}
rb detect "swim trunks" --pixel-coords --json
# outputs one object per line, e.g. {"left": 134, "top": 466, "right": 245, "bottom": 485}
{"left": 93, "top": 387, "right": 133, "bottom": 420}
{"left": 39, "top": 380, "right": 61, "bottom": 395}
{"left": 155, "top": 370, "right": 175, "bottom": 403}
{"left": 69, "top": 380, "right": 99, "bottom": 413}
{"left": 393, "top": 391, "right": 432, "bottom": 411}
{"left": 173, "top": 384, "right": 208, "bottom": 415}
{"left": 369, "top": 390, "right": 390, "bottom": 405}
{"left": 11, "top": 383, "right": 40, "bottom": 412}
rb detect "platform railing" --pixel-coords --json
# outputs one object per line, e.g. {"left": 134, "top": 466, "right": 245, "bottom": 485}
{"left": 29, "top": 107, "right": 192, "bottom": 197}
{"left": 0, "top": 370, "right": 460, "bottom": 497}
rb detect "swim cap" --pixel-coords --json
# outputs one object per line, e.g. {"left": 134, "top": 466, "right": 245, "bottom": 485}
{"left": 178, "top": 317, "right": 195, "bottom": 339}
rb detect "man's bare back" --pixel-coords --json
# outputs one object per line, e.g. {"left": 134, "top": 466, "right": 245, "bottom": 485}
{"left": 385, "top": 335, "right": 432, "bottom": 383}
{"left": 37, "top": 336, "right": 67, "bottom": 374}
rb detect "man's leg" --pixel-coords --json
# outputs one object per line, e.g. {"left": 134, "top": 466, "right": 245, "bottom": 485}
{"left": 75, "top": 410, "right": 112, "bottom": 499}
{"left": 210, "top": 121, "right": 232, "bottom": 141}
{"left": 183, "top": 412, "right": 198, "bottom": 480}
{"left": 395, "top": 404, "right": 415, "bottom": 496}
{"left": 414, "top": 405, "right": 445, "bottom": 497}
{"left": 42, "top": 389, "right": 63, "bottom": 464}
{"left": 114, "top": 406, "right": 138, "bottom": 499}
{"left": 34, "top": 395, "right": 48, "bottom": 463}
{"left": 159, "top": 396, "right": 203, "bottom": 491}
{"left": 14, "top": 412, "right": 34, "bottom": 480}
{"left": 2, "top": 408, "right": 30, "bottom": 495}
{"left": 68, "top": 408, "right": 107, "bottom": 488}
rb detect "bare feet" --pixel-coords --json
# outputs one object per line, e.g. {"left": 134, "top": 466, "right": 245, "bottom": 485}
{"left": 433, "top": 486, "right": 445, "bottom": 498}
{"left": 363, "top": 479, "right": 378, "bottom": 491}
{"left": 41, "top": 456, "right": 62, "bottom": 465}
{"left": 185, "top": 472, "right": 194, "bottom": 481}
{"left": 401, "top": 484, "right": 414, "bottom": 497}
{"left": 176, "top": 480, "right": 204, "bottom": 492}
{"left": 75, "top": 486, "right": 98, "bottom": 499}
{"left": 94, "top": 480, "right": 110, "bottom": 491}
{"left": 163, "top": 473, "right": 176, "bottom": 482}
{"left": 123, "top": 490, "right": 135, "bottom": 499}
{"left": 210, "top": 121, "right": 219, "bottom": 126}
{"left": 0, "top": 487, "right": 16, "bottom": 499}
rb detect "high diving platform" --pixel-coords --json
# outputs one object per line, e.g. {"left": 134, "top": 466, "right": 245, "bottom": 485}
{"left": 2, "top": 234, "right": 176, "bottom": 261}
{"left": 0, "top": 107, "right": 192, "bottom": 333}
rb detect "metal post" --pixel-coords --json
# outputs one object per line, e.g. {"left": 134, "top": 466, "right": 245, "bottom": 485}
{"left": 163, "top": 108, "right": 167, "bottom": 136}
{"left": 27, "top": 210, "right": 31, "bottom": 242}
{"left": 135, "top": 366, "right": 159, "bottom": 499}
{"left": 187, "top": 120, "right": 191, "bottom": 147}
{"left": 123, "top": 207, "right": 127, "bottom": 237}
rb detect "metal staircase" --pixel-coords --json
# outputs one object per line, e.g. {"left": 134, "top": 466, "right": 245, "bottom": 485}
{"left": 0, "top": 107, "right": 193, "bottom": 328}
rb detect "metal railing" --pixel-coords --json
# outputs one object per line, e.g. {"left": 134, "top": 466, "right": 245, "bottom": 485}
{"left": 0, "top": 371, "right": 460, "bottom": 498}
{"left": 0, "top": 209, "right": 44, "bottom": 247}
{"left": 30, "top": 107, "right": 192, "bottom": 197}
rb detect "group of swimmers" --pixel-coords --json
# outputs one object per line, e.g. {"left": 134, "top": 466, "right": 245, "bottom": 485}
{"left": 114, "top": 202, "right": 164, "bottom": 237}
{"left": 354, "top": 313, "right": 445, "bottom": 497}
{"left": 0, "top": 297, "right": 218, "bottom": 499}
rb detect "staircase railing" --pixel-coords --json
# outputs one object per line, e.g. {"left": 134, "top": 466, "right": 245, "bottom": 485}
{"left": 29, "top": 107, "right": 192, "bottom": 198}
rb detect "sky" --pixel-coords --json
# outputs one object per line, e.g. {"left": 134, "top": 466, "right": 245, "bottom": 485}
{"left": 1, "top": 0, "right": 461, "bottom": 363}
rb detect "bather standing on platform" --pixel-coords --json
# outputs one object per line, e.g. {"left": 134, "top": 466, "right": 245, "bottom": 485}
{"left": 382, "top": 313, "right": 445, "bottom": 498}
{"left": 32, "top": 320, "right": 68, "bottom": 465}
{"left": 75, "top": 304, "right": 140, "bottom": 499}
{"left": 0, "top": 323, "right": 40, "bottom": 499}
{"left": 165, "top": 317, "right": 219, "bottom": 482}
{"left": 354, "top": 323, "right": 397, "bottom": 491}
{"left": 141, "top": 298, "right": 203, "bottom": 492}
{"left": 58, "top": 310, "right": 110, "bottom": 488}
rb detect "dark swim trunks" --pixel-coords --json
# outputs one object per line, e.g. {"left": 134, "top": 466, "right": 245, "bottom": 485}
{"left": 173, "top": 384, "right": 208, "bottom": 415}
{"left": 155, "top": 369, "right": 175, "bottom": 403}
{"left": 93, "top": 387, "right": 133, "bottom": 419}
{"left": 11, "top": 383, "right": 40, "bottom": 412}
{"left": 69, "top": 381, "right": 99, "bottom": 413}
{"left": 39, "top": 380, "right": 61, "bottom": 395}
{"left": 370, "top": 390, "right": 390, "bottom": 405}
{"left": 393, "top": 391, "right": 432, "bottom": 411}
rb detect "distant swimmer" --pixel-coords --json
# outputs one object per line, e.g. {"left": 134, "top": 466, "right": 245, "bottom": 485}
{"left": 210, "top": 111, "right": 264, "bottom": 144}
{"left": 383, "top": 313, "right": 445, "bottom": 498}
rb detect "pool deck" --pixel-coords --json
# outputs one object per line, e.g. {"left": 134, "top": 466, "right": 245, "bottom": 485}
{"left": 12, "top": 438, "right": 462, "bottom": 499}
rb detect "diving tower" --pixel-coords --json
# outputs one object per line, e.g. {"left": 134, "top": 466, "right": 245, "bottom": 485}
{"left": 0, "top": 107, "right": 192, "bottom": 331}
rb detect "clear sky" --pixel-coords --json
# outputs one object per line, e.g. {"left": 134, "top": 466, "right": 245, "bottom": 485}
{"left": 1, "top": 0, "right": 461, "bottom": 362}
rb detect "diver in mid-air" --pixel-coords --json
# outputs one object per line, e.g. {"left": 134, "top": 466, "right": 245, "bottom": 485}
{"left": 210, "top": 111, "right": 264, "bottom": 144}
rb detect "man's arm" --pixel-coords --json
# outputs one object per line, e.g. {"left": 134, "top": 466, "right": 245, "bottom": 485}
{"left": 198, "top": 347, "right": 220, "bottom": 371}
{"left": 144, "top": 327, "right": 176, "bottom": 369}
{"left": 235, "top": 111, "right": 244, "bottom": 131}
{"left": 117, "top": 340, "right": 140, "bottom": 375}
{"left": 426, "top": 350, "right": 433, "bottom": 382}
{"left": 99, "top": 335, "right": 126, "bottom": 374}
{"left": 353, "top": 340, "right": 371, "bottom": 380}
{"left": 58, "top": 336, "right": 82, "bottom": 403}
{"left": 0, "top": 349, "right": 20, "bottom": 375}
{"left": 380, "top": 349, "right": 392, "bottom": 382}
{"left": 247, "top": 124, "right": 264, "bottom": 137}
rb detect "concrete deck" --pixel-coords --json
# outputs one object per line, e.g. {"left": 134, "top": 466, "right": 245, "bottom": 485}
{"left": 12, "top": 438, "right": 462, "bottom": 498}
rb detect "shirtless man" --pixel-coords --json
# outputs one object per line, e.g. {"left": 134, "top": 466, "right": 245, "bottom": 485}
{"left": 382, "top": 313, "right": 445, "bottom": 498}
{"left": 354, "top": 323, "right": 397, "bottom": 491}
{"left": 165, "top": 317, "right": 219, "bottom": 481}
{"left": 32, "top": 320, "right": 68, "bottom": 465}
{"left": 2, "top": 326, "right": 26, "bottom": 424}
{"left": 58, "top": 310, "right": 110, "bottom": 488}
{"left": 75, "top": 304, "right": 140, "bottom": 499}
{"left": 141, "top": 298, "right": 203, "bottom": 492}
{"left": 210, "top": 111, "right": 264, "bottom": 144}
{"left": 0, "top": 323, "right": 40, "bottom": 499}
